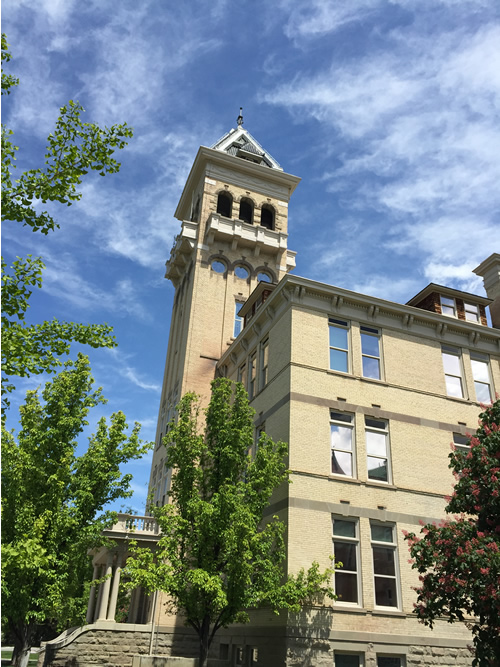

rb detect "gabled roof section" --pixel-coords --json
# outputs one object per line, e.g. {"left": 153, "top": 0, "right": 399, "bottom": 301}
{"left": 211, "top": 126, "right": 283, "bottom": 171}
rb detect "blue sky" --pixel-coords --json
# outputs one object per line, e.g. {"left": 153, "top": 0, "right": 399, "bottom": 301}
{"left": 2, "top": 0, "right": 500, "bottom": 513}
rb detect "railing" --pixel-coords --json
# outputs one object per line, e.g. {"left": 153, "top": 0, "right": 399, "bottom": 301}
{"left": 107, "top": 513, "right": 160, "bottom": 536}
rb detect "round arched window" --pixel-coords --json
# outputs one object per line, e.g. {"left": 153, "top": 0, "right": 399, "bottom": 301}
{"left": 234, "top": 265, "right": 249, "bottom": 280}
{"left": 211, "top": 260, "right": 226, "bottom": 274}
{"left": 257, "top": 271, "right": 272, "bottom": 283}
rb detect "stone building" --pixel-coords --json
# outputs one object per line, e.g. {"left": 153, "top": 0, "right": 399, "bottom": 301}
{"left": 39, "top": 121, "right": 500, "bottom": 667}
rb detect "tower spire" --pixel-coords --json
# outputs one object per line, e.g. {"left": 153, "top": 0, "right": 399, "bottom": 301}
{"left": 237, "top": 107, "right": 244, "bottom": 127}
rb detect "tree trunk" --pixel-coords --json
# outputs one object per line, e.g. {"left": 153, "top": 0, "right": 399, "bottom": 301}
{"left": 198, "top": 615, "right": 211, "bottom": 667}
{"left": 10, "top": 620, "right": 34, "bottom": 667}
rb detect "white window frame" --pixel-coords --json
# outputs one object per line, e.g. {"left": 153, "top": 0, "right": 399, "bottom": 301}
{"left": 260, "top": 339, "right": 269, "bottom": 389}
{"left": 332, "top": 516, "right": 361, "bottom": 606}
{"left": 365, "top": 417, "right": 391, "bottom": 484}
{"left": 442, "top": 345, "right": 465, "bottom": 398}
{"left": 453, "top": 432, "right": 470, "bottom": 454}
{"left": 464, "top": 302, "right": 479, "bottom": 322}
{"left": 370, "top": 522, "right": 401, "bottom": 610}
{"left": 330, "top": 411, "right": 355, "bottom": 477}
{"left": 329, "top": 318, "right": 350, "bottom": 373}
{"left": 440, "top": 294, "right": 456, "bottom": 317}
{"left": 470, "top": 351, "right": 493, "bottom": 403}
{"left": 233, "top": 301, "right": 244, "bottom": 338}
{"left": 248, "top": 351, "right": 257, "bottom": 400}
{"left": 238, "top": 362, "right": 247, "bottom": 387}
{"left": 360, "top": 325, "right": 382, "bottom": 380}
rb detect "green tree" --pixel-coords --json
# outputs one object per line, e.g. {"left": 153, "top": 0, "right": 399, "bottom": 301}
{"left": 126, "top": 378, "right": 335, "bottom": 667}
{"left": 1, "top": 34, "right": 132, "bottom": 404}
{"left": 1, "top": 354, "right": 153, "bottom": 667}
{"left": 404, "top": 399, "right": 500, "bottom": 667}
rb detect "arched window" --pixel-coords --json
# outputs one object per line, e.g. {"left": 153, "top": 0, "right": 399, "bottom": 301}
{"left": 260, "top": 204, "right": 275, "bottom": 230}
{"left": 211, "top": 259, "right": 226, "bottom": 274}
{"left": 217, "top": 192, "right": 232, "bottom": 218}
{"left": 257, "top": 271, "right": 272, "bottom": 283}
{"left": 239, "top": 198, "right": 253, "bottom": 224}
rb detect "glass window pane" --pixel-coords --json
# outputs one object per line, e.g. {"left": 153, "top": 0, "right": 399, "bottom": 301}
{"left": 331, "top": 424, "right": 353, "bottom": 451}
{"left": 335, "top": 542, "right": 357, "bottom": 571}
{"left": 366, "top": 431, "right": 387, "bottom": 456}
{"left": 445, "top": 375, "right": 463, "bottom": 398}
{"left": 330, "top": 349, "right": 348, "bottom": 372}
{"left": 332, "top": 450, "right": 352, "bottom": 476}
{"left": 367, "top": 457, "right": 388, "bottom": 481}
{"left": 373, "top": 546, "right": 396, "bottom": 575}
{"left": 335, "top": 572, "right": 358, "bottom": 604}
{"left": 442, "top": 352, "right": 461, "bottom": 375}
{"left": 363, "top": 356, "right": 380, "bottom": 379}
{"left": 374, "top": 576, "right": 398, "bottom": 607}
{"left": 330, "top": 412, "right": 352, "bottom": 423}
{"left": 330, "top": 326, "right": 348, "bottom": 350}
{"left": 336, "top": 655, "right": 360, "bottom": 667}
{"left": 365, "top": 417, "right": 386, "bottom": 430}
{"left": 211, "top": 260, "right": 226, "bottom": 274}
{"left": 471, "top": 359, "right": 489, "bottom": 383}
{"left": 371, "top": 524, "right": 393, "bottom": 542}
{"left": 378, "top": 657, "right": 401, "bottom": 667}
{"left": 333, "top": 519, "right": 356, "bottom": 538}
{"left": 475, "top": 381, "right": 492, "bottom": 403}
{"left": 361, "top": 333, "right": 379, "bottom": 357}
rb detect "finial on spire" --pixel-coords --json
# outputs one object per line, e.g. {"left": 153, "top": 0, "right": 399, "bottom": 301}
{"left": 237, "top": 107, "right": 244, "bottom": 127}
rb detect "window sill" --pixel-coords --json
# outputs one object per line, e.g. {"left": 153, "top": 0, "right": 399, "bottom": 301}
{"left": 332, "top": 605, "right": 367, "bottom": 614}
{"left": 365, "top": 480, "right": 397, "bottom": 490}
{"left": 329, "top": 475, "right": 362, "bottom": 485}
{"left": 371, "top": 609, "right": 406, "bottom": 617}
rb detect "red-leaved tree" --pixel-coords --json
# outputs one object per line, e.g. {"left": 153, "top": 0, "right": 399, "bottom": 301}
{"left": 404, "top": 399, "right": 500, "bottom": 667}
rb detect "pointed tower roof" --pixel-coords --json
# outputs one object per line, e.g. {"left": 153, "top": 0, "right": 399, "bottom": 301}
{"left": 211, "top": 126, "right": 283, "bottom": 171}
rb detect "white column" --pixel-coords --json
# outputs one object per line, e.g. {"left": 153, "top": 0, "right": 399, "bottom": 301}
{"left": 93, "top": 565, "right": 105, "bottom": 622}
{"left": 97, "top": 555, "right": 113, "bottom": 620}
{"left": 127, "top": 588, "right": 138, "bottom": 624}
{"left": 86, "top": 563, "right": 100, "bottom": 623}
{"left": 106, "top": 555, "right": 123, "bottom": 621}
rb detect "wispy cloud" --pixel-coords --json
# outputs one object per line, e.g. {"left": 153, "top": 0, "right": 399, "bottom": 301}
{"left": 263, "top": 9, "right": 500, "bottom": 293}
{"left": 105, "top": 349, "right": 161, "bottom": 393}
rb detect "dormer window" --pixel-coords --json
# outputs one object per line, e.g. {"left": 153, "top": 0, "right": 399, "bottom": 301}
{"left": 464, "top": 303, "right": 479, "bottom": 322}
{"left": 260, "top": 204, "right": 275, "bottom": 230}
{"left": 239, "top": 198, "right": 253, "bottom": 224}
{"left": 217, "top": 192, "right": 232, "bottom": 218}
{"left": 440, "top": 295, "right": 456, "bottom": 317}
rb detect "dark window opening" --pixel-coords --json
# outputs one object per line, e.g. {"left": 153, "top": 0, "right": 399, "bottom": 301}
{"left": 239, "top": 198, "right": 253, "bottom": 224}
{"left": 217, "top": 192, "right": 232, "bottom": 218}
{"left": 261, "top": 204, "right": 274, "bottom": 230}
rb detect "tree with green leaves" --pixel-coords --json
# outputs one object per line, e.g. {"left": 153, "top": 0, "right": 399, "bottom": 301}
{"left": 126, "top": 378, "right": 335, "bottom": 667}
{"left": 1, "top": 354, "right": 153, "bottom": 667}
{"left": 404, "top": 399, "right": 500, "bottom": 667}
{"left": 1, "top": 34, "right": 132, "bottom": 404}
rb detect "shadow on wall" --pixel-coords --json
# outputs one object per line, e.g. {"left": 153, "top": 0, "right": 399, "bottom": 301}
{"left": 286, "top": 606, "right": 334, "bottom": 667}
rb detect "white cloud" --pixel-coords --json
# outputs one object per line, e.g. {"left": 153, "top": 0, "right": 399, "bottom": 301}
{"left": 263, "top": 13, "right": 500, "bottom": 294}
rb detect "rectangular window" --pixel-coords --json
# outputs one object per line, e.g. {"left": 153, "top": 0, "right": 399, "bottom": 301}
{"left": 371, "top": 522, "right": 399, "bottom": 608}
{"left": 377, "top": 657, "right": 404, "bottom": 667}
{"left": 440, "top": 295, "right": 456, "bottom": 317}
{"left": 332, "top": 517, "right": 360, "bottom": 605}
{"left": 330, "top": 411, "right": 354, "bottom": 477}
{"left": 335, "top": 655, "right": 362, "bottom": 667}
{"left": 365, "top": 417, "right": 390, "bottom": 483}
{"left": 453, "top": 432, "right": 470, "bottom": 454}
{"left": 260, "top": 339, "right": 269, "bottom": 388}
{"left": 329, "top": 318, "right": 349, "bottom": 372}
{"left": 234, "top": 301, "right": 244, "bottom": 337}
{"left": 465, "top": 302, "right": 479, "bottom": 322}
{"left": 361, "top": 326, "right": 381, "bottom": 379}
{"left": 442, "top": 345, "right": 464, "bottom": 398}
{"left": 238, "top": 363, "right": 247, "bottom": 387}
{"left": 470, "top": 352, "right": 492, "bottom": 402}
{"left": 249, "top": 352, "right": 257, "bottom": 400}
